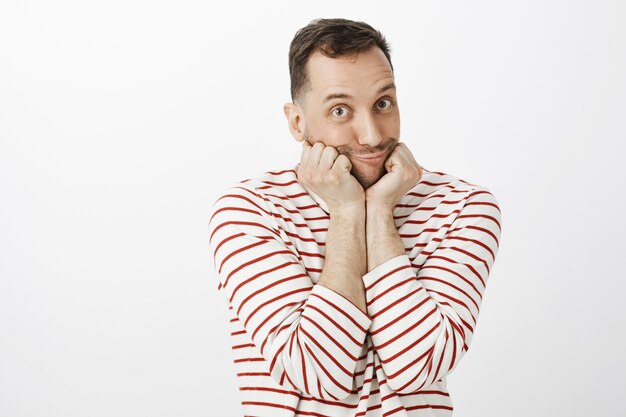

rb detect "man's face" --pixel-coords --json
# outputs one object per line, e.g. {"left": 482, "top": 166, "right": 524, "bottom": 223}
{"left": 297, "top": 47, "right": 400, "bottom": 189}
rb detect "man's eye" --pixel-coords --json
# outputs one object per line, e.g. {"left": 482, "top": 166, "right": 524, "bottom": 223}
{"left": 332, "top": 107, "right": 348, "bottom": 117}
{"left": 377, "top": 99, "right": 392, "bottom": 109}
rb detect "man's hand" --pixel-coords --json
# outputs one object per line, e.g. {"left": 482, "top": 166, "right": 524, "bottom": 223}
{"left": 297, "top": 140, "right": 365, "bottom": 214}
{"left": 364, "top": 142, "right": 421, "bottom": 271}
{"left": 298, "top": 140, "right": 368, "bottom": 313}
{"left": 365, "top": 142, "right": 422, "bottom": 211}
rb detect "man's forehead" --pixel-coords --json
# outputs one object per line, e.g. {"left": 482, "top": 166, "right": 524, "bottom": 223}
{"left": 306, "top": 48, "right": 394, "bottom": 93}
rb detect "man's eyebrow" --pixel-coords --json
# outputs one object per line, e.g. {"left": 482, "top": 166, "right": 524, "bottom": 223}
{"left": 322, "top": 82, "right": 397, "bottom": 104}
{"left": 377, "top": 82, "right": 396, "bottom": 95}
{"left": 322, "top": 92, "right": 353, "bottom": 104}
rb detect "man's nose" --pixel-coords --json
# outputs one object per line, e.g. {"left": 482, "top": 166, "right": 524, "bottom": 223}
{"left": 355, "top": 112, "right": 383, "bottom": 148}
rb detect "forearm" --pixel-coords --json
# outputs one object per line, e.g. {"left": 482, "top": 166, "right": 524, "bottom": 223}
{"left": 317, "top": 204, "right": 368, "bottom": 314}
{"left": 361, "top": 188, "right": 502, "bottom": 393}
{"left": 366, "top": 204, "right": 406, "bottom": 272}
{"left": 209, "top": 186, "right": 373, "bottom": 400}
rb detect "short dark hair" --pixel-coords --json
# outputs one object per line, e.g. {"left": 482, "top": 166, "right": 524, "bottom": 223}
{"left": 288, "top": 18, "right": 393, "bottom": 103}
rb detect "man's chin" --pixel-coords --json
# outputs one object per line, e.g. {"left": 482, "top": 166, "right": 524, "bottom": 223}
{"left": 351, "top": 165, "right": 386, "bottom": 189}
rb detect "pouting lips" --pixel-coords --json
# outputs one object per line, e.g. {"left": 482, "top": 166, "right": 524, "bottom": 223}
{"left": 352, "top": 150, "right": 388, "bottom": 164}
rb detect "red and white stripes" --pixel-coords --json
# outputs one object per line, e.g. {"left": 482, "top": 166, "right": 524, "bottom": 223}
{"left": 208, "top": 163, "right": 502, "bottom": 416}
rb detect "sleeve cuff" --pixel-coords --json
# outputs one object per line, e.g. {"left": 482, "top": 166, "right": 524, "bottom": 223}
{"left": 306, "top": 283, "right": 372, "bottom": 334}
{"left": 362, "top": 254, "right": 414, "bottom": 290}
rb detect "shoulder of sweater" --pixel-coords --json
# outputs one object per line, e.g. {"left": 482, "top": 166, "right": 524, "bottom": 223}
{"left": 417, "top": 164, "right": 490, "bottom": 195}
{"left": 217, "top": 164, "right": 301, "bottom": 205}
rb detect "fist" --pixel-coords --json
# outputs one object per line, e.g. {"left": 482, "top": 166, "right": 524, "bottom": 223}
{"left": 297, "top": 140, "right": 365, "bottom": 213}
{"left": 365, "top": 142, "right": 422, "bottom": 210}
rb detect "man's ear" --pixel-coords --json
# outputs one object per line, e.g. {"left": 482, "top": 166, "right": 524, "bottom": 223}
{"left": 283, "top": 102, "right": 306, "bottom": 142}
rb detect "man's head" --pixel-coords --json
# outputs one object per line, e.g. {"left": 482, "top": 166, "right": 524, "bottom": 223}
{"left": 283, "top": 18, "right": 400, "bottom": 189}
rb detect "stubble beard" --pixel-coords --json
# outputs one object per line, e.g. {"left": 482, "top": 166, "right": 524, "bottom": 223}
{"left": 352, "top": 162, "right": 387, "bottom": 190}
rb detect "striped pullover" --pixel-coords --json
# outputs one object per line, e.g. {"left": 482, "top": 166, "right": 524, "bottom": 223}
{"left": 207, "top": 162, "right": 502, "bottom": 417}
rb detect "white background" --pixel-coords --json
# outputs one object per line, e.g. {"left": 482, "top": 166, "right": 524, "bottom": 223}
{"left": 1, "top": 1, "right": 625, "bottom": 416}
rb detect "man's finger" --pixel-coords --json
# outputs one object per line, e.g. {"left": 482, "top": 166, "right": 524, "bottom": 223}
{"left": 319, "top": 146, "right": 339, "bottom": 171}
{"left": 308, "top": 141, "right": 326, "bottom": 166}
{"left": 300, "top": 140, "right": 310, "bottom": 162}
{"left": 333, "top": 154, "right": 352, "bottom": 173}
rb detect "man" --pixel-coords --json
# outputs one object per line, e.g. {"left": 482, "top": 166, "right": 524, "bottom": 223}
{"left": 208, "top": 18, "right": 502, "bottom": 417}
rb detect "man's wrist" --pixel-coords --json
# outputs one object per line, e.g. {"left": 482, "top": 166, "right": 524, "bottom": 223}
{"left": 365, "top": 200, "right": 405, "bottom": 271}
{"left": 329, "top": 201, "right": 366, "bottom": 218}
{"left": 366, "top": 200, "right": 394, "bottom": 216}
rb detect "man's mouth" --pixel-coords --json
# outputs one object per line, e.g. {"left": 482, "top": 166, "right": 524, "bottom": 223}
{"left": 352, "top": 150, "right": 388, "bottom": 164}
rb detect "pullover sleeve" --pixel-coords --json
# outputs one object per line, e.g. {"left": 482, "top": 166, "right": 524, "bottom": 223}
{"left": 208, "top": 185, "right": 372, "bottom": 400}
{"left": 362, "top": 187, "right": 502, "bottom": 394}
